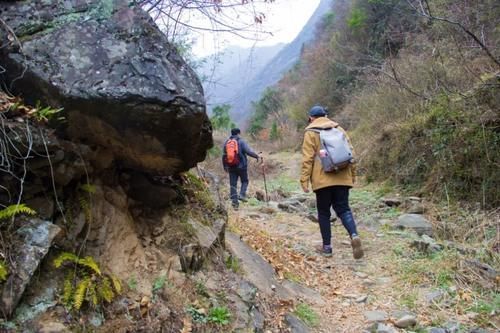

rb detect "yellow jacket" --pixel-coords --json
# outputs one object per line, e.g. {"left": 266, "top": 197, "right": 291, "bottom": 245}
{"left": 300, "top": 117, "right": 356, "bottom": 191}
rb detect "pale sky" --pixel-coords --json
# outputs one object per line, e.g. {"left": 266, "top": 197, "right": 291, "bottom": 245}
{"left": 191, "top": 0, "right": 321, "bottom": 57}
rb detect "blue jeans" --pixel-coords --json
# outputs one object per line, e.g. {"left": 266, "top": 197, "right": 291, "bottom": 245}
{"left": 229, "top": 168, "right": 249, "bottom": 206}
{"left": 315, "top": 185, "right": 358, "bottom": 246}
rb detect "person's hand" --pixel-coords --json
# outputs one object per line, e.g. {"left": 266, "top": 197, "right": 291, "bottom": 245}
{"left": 302, "top": 185, "right": 310, "bottom": 193}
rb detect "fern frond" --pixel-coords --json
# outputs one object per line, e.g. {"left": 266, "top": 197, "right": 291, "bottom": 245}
{"left": 0, "top": 260, "right": 8, "bottom": 282}
{"left": 78, "top": 256, "right": 101, "bottom": 275}
{"left": 98, "top": 277, "right": 114, "bottom": 303}
{"left": 0, "top": 204, "right": 36, "bottom": 221}
{"left": 79, "top": 184, "right": 96, "bottom": 194}
{"left": 53, "top": 252, "right": 80, "bottom": 268}
{"left": 74, "top": 277, "right": 91, "bottom": 310}
{"left": 87, "top": 283, "right": 98, "bottom": 307}
{"left": 62, "top": 273, "right": 74, "bottom": 307}
{"left": 78, "top": 196, "right": 92, "bottom": 224}
{"left": 110, "top": 275, "right": 122, "bottom": 294}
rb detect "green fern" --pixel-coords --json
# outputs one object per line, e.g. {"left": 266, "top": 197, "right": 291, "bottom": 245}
{"left": 74, "top": 277, "right": 91, "bottom": 310}
{"left": 53, "top": 252, "right": 121, "bottom": 310}
{"left": 53, "top": 252, "right": 80, "bottom": 268}
{"left": 79, "top": 184, "right": 96, "bottom": 194}
{"left": 62, "top": 273, "right": 74, "bottom": 307}
{"left": 0, "top": 260, "right": 8, "bottom": 282}
{"left": 0, "top": 204, "right": 36, "bottom": 221}
{"left": 78, "top": 196, "right": 92, "bottom": 225}
{"left": 77, "top": 256, "right": 101, "bottom": 276}
{"left": 110, "top": 275, "right": 122, "bottom": 294}
{"left": 98, "top": 277, "right": 114, "bottom": 303}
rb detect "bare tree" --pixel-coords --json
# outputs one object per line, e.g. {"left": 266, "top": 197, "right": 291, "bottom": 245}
{"left": 407, "top": 0, "right": 500, "bottom": 68}
{"left": 134, "top": 0, "right": 276, "bottom": 44}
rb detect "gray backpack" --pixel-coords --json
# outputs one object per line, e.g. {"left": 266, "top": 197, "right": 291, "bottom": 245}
{"left": 307, "top": 127, "right": 354, "bottom": 172}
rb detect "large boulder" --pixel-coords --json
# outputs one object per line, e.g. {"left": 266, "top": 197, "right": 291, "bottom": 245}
{"left": 0, "top": 0, "right": 212, "bottom": 175}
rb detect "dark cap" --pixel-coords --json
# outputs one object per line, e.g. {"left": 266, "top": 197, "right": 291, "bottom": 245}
{"left": 308, "top": 105, "right": 327, "bottom": 117}
{"left": 231, "top": 128, "right": 241, "bottom": 136}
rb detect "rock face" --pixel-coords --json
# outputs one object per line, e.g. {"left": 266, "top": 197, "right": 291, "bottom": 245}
{"left": 0, "top": 219, "right": 61, "bottom": 317}
{"left": 0, "top": 0, "right": 212, "bottom": 175}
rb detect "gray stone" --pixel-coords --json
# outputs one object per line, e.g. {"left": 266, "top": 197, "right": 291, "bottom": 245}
{"left": 284, "top": 313, "right": 310, "bottom": 333}
{"left": 394, "top": 315, "right": 417, "bottom": 328}
{"left": 427, "top": 328, "right": 446, "bottom": 333}
{"left": 376, "top": 323, "right": 396, "bottom": 333}
{"left": 251, "top": 307, "right": 265, "bottom": 333}
{"left": 229, "top": 294, "right": 251, "bottom": 331}
{"left": 395, "top": 214, "right": 433, "bottom": 236}
{"left": 179, "top": 218, "right": 225, "bottom": 272}
{"left": 355, "top": 272, "right": 369, "bottom": 279}
{"left": 444, "top": 321, "right": 461, "bottom": 333}
{"left": 0, "top": 219, "right": 61, "bottom": 318}
{"left": 411, "top": 235, "right": 443, "bottom": 254}
{"left": 424, "top": 289, "right": 446, "bottom": 304}
{"left": 0, "top": 0, "right": 212, "bottom": 175}
{"left": 282, "top": 280, "right": 325, "bottom": 305}
{"left": 236, "top": 280, "right": 257, "bottom": 304}
{"left": 407, "top": 202, "right": 426, "bottom": 214}
{"left": 468, "top": 328, "right": 489, "bottom": 333}
{"left": 381, "top": 197, "right": 403, "bottom": 207}
{"left": 226, "top": 232, "right": 286, "bottom": 297}
{"left": 356, "top": 295, "right": 368, "bottom": 303}
{"left": 364, "top": 310, "right": 388, "bottom": 322}
{"left": 306, "top": 213, "right": 318, "bottom": 223}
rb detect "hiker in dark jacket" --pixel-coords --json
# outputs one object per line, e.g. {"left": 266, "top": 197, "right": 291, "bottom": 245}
{"left": 300, "top": 105, "right": 363, "bottom": 259}
{"left": 222, "top": 128, "right": 260, "bottom": 209}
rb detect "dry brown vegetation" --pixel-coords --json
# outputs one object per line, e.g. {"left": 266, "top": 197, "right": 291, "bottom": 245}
{"left": 248, "top": 0, "right": 499, "bottom": 209}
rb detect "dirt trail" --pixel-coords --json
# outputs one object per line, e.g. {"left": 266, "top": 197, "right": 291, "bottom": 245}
{"left": 230, "top": 194, "right": 396, "bottom": 332}
{"left": 223, "top": 151, "right": 394, "bottom": 332}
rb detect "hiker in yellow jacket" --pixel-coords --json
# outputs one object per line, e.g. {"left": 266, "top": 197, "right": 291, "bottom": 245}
{"left": 300, "top": 105, "right": 364, "bottom": 259}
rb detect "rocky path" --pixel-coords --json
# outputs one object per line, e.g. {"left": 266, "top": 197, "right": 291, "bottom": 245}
{"left": 220, "top": 152, "right": 498, "bottom": 333}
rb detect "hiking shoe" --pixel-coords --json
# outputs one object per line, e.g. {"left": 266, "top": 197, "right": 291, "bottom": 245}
{"left": 351, "top": 236, "right": 364, "bottom": 259}
{"left": 238, "top": 196, "right": 248, "bottom": 202}
{"left": 315, "top": 244, "right": 333, "bottom": 257}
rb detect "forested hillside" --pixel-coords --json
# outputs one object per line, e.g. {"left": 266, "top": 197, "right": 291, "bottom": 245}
{"left": 249, "top": 0, "right": 499, "bottom": 208}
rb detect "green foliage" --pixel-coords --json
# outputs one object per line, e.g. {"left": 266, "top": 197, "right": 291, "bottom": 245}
{"left": 270, "top": 121, "right": 280, "bottom": 141}
{"left": 0, "top": 204, "right": 36, "bottom": 221}
{"left": 248, "top": 88, "right": 284, "bottom": 136}
{"left": 347, "top": 7, "right": 367, "bottom": 29}
{"left": 195, "top": 281, "right": 209, "bottom": 298}
{"left": 294, "top": 303, "right": 319, "bottom": 327}
{"left": 184, "top": 172, "right": 216, "bottom": 211}
{"left": 186, "top": 306, "right": 208, "bottom": 324}
{"left": 152, "top": 275, "right": 167, "bottom": 294}
{"left": 32, "top": 101, "right": 64, "bottom": 122}
{"left": 210, "top": 104, "right": 235, "bottom": 131}
{"left": 207, "top": 306, "right": 231, "bottom": 325}
{"left": 53, "top": 252, "right": 121, "bottom": 310}
{"left": 0, "top": 260, "right": 8, "bottom": 282}
{"left": 225, "top": 255, "right": 241, "bottom": 273}
{"left": 79, "top": 184, "right": 96, "bottom": 194}
{"left": 185, "top": 305, "right": 231, "bottom": 325}
{"left": 127, "top": 276, "right": 138, "bottom": 291}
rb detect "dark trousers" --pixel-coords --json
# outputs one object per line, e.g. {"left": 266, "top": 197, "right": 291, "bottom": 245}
{"left": 229, "top": 168, "right": 249, "bottom": 206}
{"left": 315, "top": 185, "right": 358, "bottom": 246}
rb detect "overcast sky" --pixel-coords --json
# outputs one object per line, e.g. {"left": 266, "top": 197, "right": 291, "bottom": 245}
{"left": 191, "top": 0, "right": 321, "bottom": 57}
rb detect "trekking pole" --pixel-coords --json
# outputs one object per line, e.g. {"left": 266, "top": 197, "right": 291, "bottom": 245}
{"left": 260, "top": 155, "right": 269, "bottom": 205}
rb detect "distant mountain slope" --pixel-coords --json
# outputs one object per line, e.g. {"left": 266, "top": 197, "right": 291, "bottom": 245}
{"left": 198, "top": 44, "right": 285, "bottom": 114}
{"left": 229, "top": 0, "right": 333, "bottom": 124}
